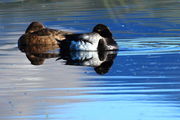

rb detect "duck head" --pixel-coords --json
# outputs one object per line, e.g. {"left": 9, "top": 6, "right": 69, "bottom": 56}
{"left": 93, "top": 24, "right": 112, "bottom": 38}
{"left": 93, "top": 24, "right": 118, "bottom": 51}
{"left": 25, "top": 22, "right": 45, "bottom": 33}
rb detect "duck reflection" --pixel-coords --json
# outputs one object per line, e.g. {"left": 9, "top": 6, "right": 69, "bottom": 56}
{"left": 18, "top": 45, "right": 59, "bottom": 65}
{"left": 57, "top": 50, "right": 117, "bottom": 75}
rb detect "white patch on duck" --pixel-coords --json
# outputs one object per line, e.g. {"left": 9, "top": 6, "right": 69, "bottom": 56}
{"left": 69, "top": 33, "right": 102, "bottom": 51}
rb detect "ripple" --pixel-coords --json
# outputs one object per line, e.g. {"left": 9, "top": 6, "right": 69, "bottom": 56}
{"left": 117, "top": 37, "right": 180, "bottom": 55}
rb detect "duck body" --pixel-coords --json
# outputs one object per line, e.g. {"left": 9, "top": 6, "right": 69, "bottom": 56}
{"left": 60, "top": 32, "right": 102, "bottom": 51}
{"left": 58, "top": 24, "right": 118, "bottom": 51}
{"left": 18, "top": 22, "right": 72, "bottom": 46}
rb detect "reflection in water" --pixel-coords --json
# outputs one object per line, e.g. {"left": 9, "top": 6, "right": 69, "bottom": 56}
{"left": 18, "top": 43, "right": 117, "bottom": 74}
{"left": 58, "top": 51, "right": 117, "bottom": 75}
{"left": 18, "top": 45, "right": 59, "bottom": 65}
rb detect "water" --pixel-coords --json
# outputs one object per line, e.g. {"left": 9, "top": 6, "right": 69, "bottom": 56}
{"left": 0, "top": 0, "right": 180, "bottom": 120}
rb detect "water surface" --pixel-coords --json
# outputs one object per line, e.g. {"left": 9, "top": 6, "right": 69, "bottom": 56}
{"left": 0, "top": 0, "right": 180, "bottom": 120}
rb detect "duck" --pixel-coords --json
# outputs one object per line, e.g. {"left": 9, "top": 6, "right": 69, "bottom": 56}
{"left": 18, "top": 22, "right": 73, "bottom": 46}
{"left": 58, "top": 24, "right": 118, "bottom": 51}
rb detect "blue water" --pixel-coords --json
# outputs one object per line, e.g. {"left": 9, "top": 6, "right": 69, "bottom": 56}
{"left": 0, "top": 0, "right": 180, "bottom": 120}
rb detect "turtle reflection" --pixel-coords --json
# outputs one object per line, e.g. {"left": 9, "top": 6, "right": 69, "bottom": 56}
{"left": 57, "top": 51, "right": 117, "bottom": 75}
